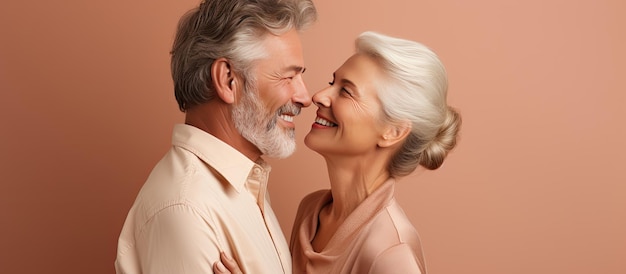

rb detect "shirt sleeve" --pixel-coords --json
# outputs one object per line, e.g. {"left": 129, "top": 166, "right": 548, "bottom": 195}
{"left": 368, "top": 243, "right": 423, "bottom": 274}
{"left": 135, "top": 203, "right": 221, "bottom": 274}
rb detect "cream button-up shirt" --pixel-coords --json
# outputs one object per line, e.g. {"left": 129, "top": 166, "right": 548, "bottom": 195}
{"left": 116, "top": 124, "right": 291, "bottom": 274}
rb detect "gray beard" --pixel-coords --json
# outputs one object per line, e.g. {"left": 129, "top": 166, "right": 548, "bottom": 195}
{"left": 232, "top": 84, "right": 298, "bottom": 159}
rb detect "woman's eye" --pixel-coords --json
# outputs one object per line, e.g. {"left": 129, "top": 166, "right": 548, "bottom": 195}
{"left": 329, "top": 80, "right": 351, "bottom": 96}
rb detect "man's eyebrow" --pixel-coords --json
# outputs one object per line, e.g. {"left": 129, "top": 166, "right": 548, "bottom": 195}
{"left": 284, "top": 65, "right": 306, "bottom": 74}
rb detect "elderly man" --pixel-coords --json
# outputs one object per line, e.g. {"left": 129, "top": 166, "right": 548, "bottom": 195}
{"left": 115, "top": 0, "right": 317, "bottom": 273}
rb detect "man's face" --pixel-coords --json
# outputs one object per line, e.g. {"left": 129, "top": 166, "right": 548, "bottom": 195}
{"left": 232, "top": 29, "right": 311, "bottom": 159}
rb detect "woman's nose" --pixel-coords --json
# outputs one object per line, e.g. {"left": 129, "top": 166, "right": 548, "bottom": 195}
{"left": 312, "top": 86, "right": 332, "bottom": 108}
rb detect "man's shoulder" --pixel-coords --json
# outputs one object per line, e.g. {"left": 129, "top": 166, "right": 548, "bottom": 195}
{"left": 134, "top": 147, "right": 226, "bottom": 215}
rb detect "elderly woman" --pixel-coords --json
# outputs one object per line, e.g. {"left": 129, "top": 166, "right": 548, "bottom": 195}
{"left": 214, "top": 31, "right": 461, "bottom": 274}
{"left": 289, "top": 31, "right": 461, "bottom": 274}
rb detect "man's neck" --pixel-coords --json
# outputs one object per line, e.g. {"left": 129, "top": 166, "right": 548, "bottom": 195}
{"left": 184, "top": 102, "right": 262, "bottom": 162}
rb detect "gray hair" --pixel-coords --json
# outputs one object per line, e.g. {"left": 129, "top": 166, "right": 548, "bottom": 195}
{"left": 170, "top": 0, "right": 317, "bottom": 111}
{"left": 355, "top": 31, "right": 462, "bottom": 177}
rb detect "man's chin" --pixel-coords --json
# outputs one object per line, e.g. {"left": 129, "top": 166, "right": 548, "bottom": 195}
{"left": 262, "top": 138, "right": 296, "bottom": 159}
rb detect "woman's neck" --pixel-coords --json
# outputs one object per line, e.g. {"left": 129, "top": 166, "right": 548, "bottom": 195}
{"left": 323, "top": 154, "right": 391, "bottom": 221}
{"left": 311, "top": 149, "right": 394, "bottom": 252}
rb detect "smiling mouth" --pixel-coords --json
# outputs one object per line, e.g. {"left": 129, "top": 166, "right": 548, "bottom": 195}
{"left": 279, "top": 114, "right": 294, "bottom": 122}
{"left": 315, "top": 117, "right": 337, "bottom": 127}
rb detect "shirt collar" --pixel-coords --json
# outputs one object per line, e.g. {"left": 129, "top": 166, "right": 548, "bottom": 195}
{"left": 322, "top": 178, "right": 396, "bottom": 248}
{"left": 246, "top": 159, "right": 272, "bottom": 213}
{"left": 171, "top": 123, "right": 270, "bottom": 193}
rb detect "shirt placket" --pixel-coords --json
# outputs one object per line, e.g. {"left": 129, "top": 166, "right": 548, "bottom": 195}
{"left": 245, "top": 164, "right": 288, "bottom": 273}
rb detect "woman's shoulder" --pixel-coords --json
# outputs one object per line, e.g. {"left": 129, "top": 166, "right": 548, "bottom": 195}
{"left": 301, "top": 189, "right": 330, "bottom": 203}
{"left": 291, "top": 189, "right": 328, "bottom": 217}
{"left": 358, "top": 201, "right": 422, "bottom": 252}
{"left": 358, "top": 201, "right": 427, "bottom": 273}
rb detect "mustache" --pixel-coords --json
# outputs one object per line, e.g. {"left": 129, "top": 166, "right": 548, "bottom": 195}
{"left": 276, "top": 103, "right": 301, "bottom": 116}
{"left": 265, "top": 103, "right": 301, "bottom": 131}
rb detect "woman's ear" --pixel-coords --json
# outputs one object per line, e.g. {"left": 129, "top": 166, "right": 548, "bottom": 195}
{"left": 211, "top": 58, "right": 237, "bottom": 104}
{"left": 378, "top": 121, "right": 411, "bottom": 148}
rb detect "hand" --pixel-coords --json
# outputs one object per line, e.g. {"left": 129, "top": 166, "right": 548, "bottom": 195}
{"left": 213, "top": 252, "right": 243, "bottom": 274}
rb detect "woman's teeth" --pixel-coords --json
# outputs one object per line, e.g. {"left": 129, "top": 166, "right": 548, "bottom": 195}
{"left": 315, "top": 117, "right": 337, "bottom": 127}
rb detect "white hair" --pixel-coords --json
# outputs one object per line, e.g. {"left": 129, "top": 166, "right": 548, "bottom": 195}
{"left": 355, "top": 31, "right": 461, "bottom": 176}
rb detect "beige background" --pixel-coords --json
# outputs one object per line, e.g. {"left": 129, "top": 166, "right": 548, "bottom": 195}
{"left": 1, "top": 0, "right": 625, "bottom": 273}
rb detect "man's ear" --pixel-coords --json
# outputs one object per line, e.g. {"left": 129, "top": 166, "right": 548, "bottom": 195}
{"left": 211, "top": 58, "right": 237, "bottom": 104}
{"left": 378, "top": 121, "right": 411, "bottom": 148}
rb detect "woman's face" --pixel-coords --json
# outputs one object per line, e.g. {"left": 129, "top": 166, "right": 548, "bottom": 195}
{"left": 304, "top": 53, "right": 389, "bottom": 157}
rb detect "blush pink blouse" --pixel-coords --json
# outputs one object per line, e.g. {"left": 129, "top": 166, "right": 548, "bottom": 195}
{"left": 290, "top": 179, "right": 427, "bottom": 274}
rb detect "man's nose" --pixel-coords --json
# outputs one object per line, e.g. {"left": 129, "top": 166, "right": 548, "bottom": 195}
{"left": 292, "top": 76, "right": 312, "bottom": 107}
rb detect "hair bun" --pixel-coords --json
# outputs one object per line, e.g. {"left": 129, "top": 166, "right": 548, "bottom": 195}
{"left": 419, "top": 107, "right": 462, "bottom": 170}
